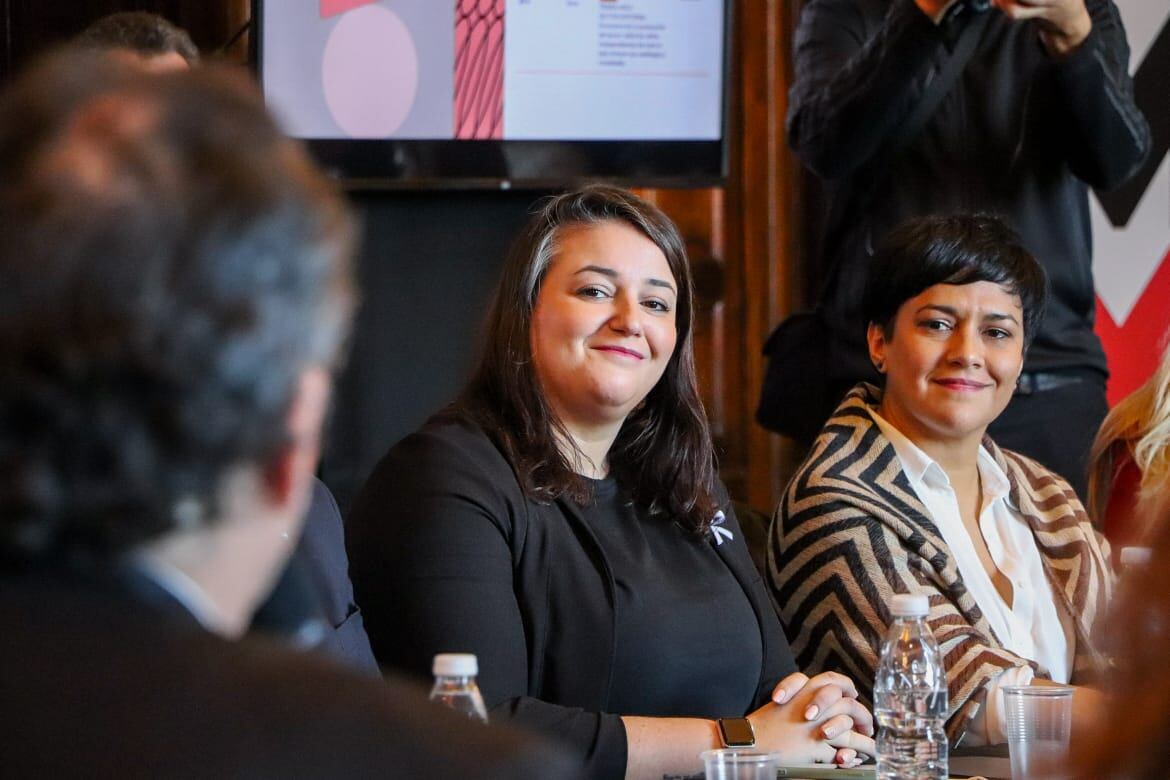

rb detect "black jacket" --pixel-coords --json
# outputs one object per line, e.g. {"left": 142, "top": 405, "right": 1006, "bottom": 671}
{"left": 788, "top": 0, "right": 1150, "bottom": 383}
{"left": 0, "top": 566, "right": 579, "bottom": 779}
{"left": 347, "top": 412, "right": 797, "bottom": 779}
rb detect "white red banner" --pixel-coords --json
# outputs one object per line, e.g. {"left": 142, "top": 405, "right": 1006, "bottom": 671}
{"left": 1091, "top": 0, "right": 1170, "bottom": 403}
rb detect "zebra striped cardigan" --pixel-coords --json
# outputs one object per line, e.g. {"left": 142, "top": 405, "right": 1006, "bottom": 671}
{"left": 767, "top": 384, "right": 1113, "bottom": 743}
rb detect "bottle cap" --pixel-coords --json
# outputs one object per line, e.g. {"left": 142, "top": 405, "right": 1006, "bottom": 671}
{"left": 433, "top": 653, "right": 478, "bottom": 677}
{"left": 891, "top": 593, "right": 929, "bottom": 617}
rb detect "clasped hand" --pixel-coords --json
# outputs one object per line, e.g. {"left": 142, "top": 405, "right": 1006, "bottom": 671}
{"left": 993, "top": 0, "right": 1092, "bottom": 56}
{"left": 747, "top": 671, "right": 876, "bottom": 768}
{"left": 915, "top": 0, "right": 1091, "bottom": 57}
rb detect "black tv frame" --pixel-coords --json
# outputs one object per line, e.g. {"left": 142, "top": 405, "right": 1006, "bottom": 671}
{"left": 251, "top": 0, "right": 733, "bottom": 190}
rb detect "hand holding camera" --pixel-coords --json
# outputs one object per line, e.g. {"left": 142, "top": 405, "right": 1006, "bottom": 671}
{"left": 993, "top": 0, "right": 1093, "bottom": 56}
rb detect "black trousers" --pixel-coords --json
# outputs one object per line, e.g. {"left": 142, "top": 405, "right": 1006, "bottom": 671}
{"left": 986, "top": 374, "right": 1108, "bottom": 503}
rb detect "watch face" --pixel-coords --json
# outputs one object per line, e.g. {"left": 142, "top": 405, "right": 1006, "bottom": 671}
{"left": 719, "top": 717, "right": 755, "bottom": 747}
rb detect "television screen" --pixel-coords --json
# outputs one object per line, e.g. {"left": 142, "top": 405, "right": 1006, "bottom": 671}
{"left": 254, "top": 0, "right": 731, "bottom": 188}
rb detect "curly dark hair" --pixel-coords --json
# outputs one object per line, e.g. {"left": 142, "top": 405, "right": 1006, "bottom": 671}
{"left": 75, "top": 11, "right": 200, "bottom": 65}
{"left": 0, "top": 52, "right": 355, "bottom": 566}
{"left": 461, "top": 184, "right": 720, "bottom": 534}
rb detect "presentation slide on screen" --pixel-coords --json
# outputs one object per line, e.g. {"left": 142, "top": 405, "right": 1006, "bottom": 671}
{"left": 261, "top": 0, "right": 725, "bottom": 141}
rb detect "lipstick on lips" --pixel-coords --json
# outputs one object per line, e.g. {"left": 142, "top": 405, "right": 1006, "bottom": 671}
{"left": 934, "top": 377, "right": 990, "bottom": 391}
{"left": 594, "top": 344, "right": 644, "bottom": 360}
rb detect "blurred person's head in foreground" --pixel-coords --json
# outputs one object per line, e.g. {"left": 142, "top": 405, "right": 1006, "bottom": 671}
{"left": 0, "top": 51, "right": 356, "bottom": 635}
{"left": 75, "top": 11, "right": 199, "bottom": 72}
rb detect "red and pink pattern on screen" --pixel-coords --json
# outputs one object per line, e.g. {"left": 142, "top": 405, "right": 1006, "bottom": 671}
{"left": 454, "top": 0, "right": 504, "bottom": 140}
{"left": 320, "top": 0, "right": 376, "bottom": 19}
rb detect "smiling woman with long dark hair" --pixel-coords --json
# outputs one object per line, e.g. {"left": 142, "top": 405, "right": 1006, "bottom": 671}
{"left": 347, "top": 185, "right": 873, "bottom": 779}
{"left": 768, "top": 213, "right": 1113, "bottom": 750}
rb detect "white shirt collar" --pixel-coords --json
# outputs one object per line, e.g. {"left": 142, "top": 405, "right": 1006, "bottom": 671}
{"left": 870, "top": 407, "right": 936, "bottom": 486}
{"left": 866, "top": 406, "right": 1011, "bottom": 504}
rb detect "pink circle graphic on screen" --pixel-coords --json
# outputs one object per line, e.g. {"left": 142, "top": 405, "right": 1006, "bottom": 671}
{"left": 322, "top": 5, "right": 419, "bottom": 138}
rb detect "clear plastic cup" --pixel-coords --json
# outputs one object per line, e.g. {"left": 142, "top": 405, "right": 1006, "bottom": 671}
{"left": 1002, "top": 685, "right": 1074, "bottom": 780}
{"left": 700, "top": 749, "right": 780, "bottom": 780}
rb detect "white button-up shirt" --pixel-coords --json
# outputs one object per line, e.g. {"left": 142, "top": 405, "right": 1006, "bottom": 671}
{"left": 868, "top": 408, "right": 1074, "bottom": 745}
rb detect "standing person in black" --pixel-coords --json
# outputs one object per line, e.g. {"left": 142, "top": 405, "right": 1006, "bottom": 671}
{"left": 770, "top": 0, "right": 1150, "bottom": 498}
{"left": 0, "top": 51, "right": 574, "bottom": 779}
{"left": 348, "top": 185, "right": 875, "bottom": 779}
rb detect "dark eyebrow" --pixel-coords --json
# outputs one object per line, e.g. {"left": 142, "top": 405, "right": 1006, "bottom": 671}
{"left": 574, "top": 265, "right": 677, "bottom": 296}
{"left": 574, "top": 264, "right": 618, "bottom": 279}
{"left": 915, "top": 304, "right": 1020, "bottom": 326}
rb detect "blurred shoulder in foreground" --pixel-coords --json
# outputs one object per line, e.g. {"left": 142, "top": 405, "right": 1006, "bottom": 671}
{"left": 0, "top": 50, "right": 576, "bottom": 779}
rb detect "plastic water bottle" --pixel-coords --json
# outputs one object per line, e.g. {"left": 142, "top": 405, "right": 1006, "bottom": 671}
{"left": 429, "top": 653, "right": 489, "bottom": 724}
{"left": 874, "top": 594, "right": 948, "bottom": 780}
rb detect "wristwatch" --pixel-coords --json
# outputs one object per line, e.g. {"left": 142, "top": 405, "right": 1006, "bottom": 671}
{"left": 717, "top": 717, "right": 756, "bottom": 748}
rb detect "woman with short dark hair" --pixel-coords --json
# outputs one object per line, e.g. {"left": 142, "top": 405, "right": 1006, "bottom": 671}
{"left": 348, "top": 185, "right": 874, "bottom": 778}
{"left": 768, "top": 213, "right": 1112, "bottom": 747}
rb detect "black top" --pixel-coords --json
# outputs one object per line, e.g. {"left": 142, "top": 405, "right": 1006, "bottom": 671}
{"left": 585, "top": 477, "right": 763, "bottom": 717}
{"left": 787, "top": 0, "right": 1150, "bottom": 380}
{"left": 347, "top": 412, "right": 796, "bottom": 780}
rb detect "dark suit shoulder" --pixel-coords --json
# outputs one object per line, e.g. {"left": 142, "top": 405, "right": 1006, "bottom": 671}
{"left": 291, "top": 477, "right": 379, "bottom": 674}
{"left": 0, "top": 577, "right": 578, "bottom": 779}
